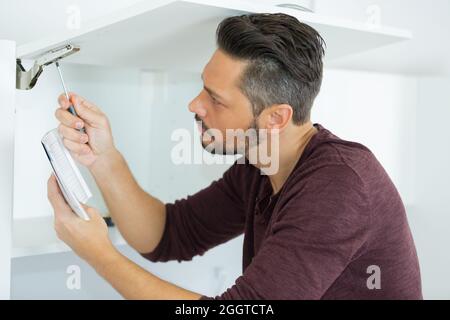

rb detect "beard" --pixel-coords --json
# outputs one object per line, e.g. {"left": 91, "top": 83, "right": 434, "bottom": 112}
{"left": 195, "top": 115, "right": 261, "bottom": 156}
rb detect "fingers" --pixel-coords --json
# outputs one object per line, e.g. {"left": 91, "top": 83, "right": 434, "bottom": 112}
{"left": 72, "top": 94, "right": 100, "bottom": 112}
{"left": 73, "top": 99, "right": 106, "bottom": 127}
{"left": 55, "top": 108, "right": 85, "bottom": 130}
{"left": 62, "top": 137, "right": 92, "bottom": 155}
{"left": 48, "top": 176, "right": 78, "bottom": 232}
{"left": 83, "top": 206, "right": 102, "bottom": 222}
{"left": 57, "top": 92, "right": 106, "bottom": 128}
{"left": 58, "top": 92, "right": 82, "bottom": 110}
{"left": 58, "top": 124, "right": 89, "bottom": 144}
{"left": 58, "top": 93, "right": 70, "bottom": 110}
{"left": 47, "top": 175, "right": 70, "bottom": 214}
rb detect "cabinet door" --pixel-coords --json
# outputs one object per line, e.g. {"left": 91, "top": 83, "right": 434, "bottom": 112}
{"left": 0, "top": 40, "right": 15, "bottom": 299}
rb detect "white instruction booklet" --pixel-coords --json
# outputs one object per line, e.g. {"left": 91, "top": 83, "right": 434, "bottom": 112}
{"left": 41, "top": 128, "right": 92, "bottom": 220}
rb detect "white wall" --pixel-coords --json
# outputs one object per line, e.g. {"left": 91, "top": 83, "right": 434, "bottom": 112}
{"left": 0, "top": 40, "right": 15, "bottom": 299}
{"left": 408, "top": 77, "right": 450, "bottom": 299}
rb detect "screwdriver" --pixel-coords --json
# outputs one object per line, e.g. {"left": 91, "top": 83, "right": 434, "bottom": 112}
{"left": 55, "top": 61, "right": 85, "bottom": 133}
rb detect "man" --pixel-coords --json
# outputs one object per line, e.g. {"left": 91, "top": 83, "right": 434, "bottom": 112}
{"left": 48, "top": 13, "right": 422, "bottom": 299}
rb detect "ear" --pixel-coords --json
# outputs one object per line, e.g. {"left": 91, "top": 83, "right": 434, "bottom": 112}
{"left": 265, "top": 104, "right": 293, "bottom": 131}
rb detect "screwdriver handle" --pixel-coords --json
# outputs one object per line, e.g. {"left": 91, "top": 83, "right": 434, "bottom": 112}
{"left": 68, "top": 105, "right": 86, "bottom": 133}
{"left": 55, "top": 61, "right": 86, "bottom": 134}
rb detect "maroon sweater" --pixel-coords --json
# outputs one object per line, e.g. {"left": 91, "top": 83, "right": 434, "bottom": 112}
{"left": 142, "top": 124, "right": 422, "bottom": 300}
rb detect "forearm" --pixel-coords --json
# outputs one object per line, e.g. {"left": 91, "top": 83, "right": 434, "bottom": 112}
{"left": 93, "top": 247, "right": 202, "bottom": 300}
{"left": 90, "top": 149, "right": 166, "bottom": 253}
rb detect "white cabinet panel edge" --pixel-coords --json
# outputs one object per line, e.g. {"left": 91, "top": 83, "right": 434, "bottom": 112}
{"left": 16, "top": 0, "right": 173, "bottom": 59}
{"left": 188, "top": 0, "right": 412, "bottom": 38}
{"left": 15, "top": 0, "right": 412, "bottom": 71}
{"left": 0, "top": 40, "right": 15, "bottom": 299}
{"left": 12, "top": 216, "right": 127, "bottom": 259}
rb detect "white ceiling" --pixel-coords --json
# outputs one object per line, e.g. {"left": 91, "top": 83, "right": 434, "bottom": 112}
{"left": 1, "top": 0, "right": 449, "bottom": 76}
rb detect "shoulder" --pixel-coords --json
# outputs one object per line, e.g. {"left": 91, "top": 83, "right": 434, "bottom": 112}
{"left": 288, "top": 125, "right": 382, "bottom": 196}
{"left": 283, "top": 162, "right": 368, "bottom": 207}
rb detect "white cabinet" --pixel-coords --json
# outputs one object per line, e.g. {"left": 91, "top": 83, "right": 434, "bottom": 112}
{"left": 2, "top": 0, "right": 412, "bottom": 299}
{"left": 0, "top": 40, "right": 15, "bottom": 300}
{"left": 17, "top": 0, "right": 412, "bottom": 71}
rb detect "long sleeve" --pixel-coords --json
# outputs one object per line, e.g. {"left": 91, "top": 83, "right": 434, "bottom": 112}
{"left": 141, "top": 162, "right": 249, "bottom": 262}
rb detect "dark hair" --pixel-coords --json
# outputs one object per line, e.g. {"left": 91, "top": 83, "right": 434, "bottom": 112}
{"left": 216, "top": 13, "right": 326, "bottom": 125}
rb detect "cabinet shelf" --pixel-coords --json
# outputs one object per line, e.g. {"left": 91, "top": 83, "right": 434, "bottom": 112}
{"left": 12, "top": 216, "right": 126, "bottom": 259}
{"left": 16, "top": 0, "right": 412, "bottom": 72}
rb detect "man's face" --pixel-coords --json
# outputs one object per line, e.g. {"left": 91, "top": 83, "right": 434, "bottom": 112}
{"left": 188, "top": 49, "right": 257, "bottom": 155}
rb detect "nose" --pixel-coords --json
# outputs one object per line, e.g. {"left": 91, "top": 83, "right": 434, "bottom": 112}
{"left": 188, "top": 92, "right": 207, "bottom": 118}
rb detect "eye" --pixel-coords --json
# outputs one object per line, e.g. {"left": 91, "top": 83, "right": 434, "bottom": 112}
{"left": 206, "top": 90, "right": 225, "bottom": 108}
{"left": 211, "top": 96, "right": 221, "bottom": 106}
